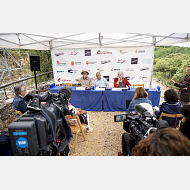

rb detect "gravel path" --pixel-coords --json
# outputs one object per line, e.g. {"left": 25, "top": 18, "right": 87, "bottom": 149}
{"left": 69, "top": 77, "right": 171, "bottom": 156}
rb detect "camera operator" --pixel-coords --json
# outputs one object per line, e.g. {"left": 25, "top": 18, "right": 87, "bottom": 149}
{"left": 132, "top": 128, "right": 190, "bottom": 156}
{"left": 13, "top": 84, "right": 28, "bottom": 115}
{"left": 118, "top": 104, "right": 169, "bottom": 156}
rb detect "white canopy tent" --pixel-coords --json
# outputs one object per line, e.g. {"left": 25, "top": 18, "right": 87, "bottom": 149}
{"left": 0, "top": 33, "right": 190, "bottom": 50}
{"left": 1, "top": 33, "right": 190, "bottom": 89}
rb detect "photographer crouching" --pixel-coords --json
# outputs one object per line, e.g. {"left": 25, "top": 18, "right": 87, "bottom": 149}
{"left": 116, "top": 104, "right": 169, "bottom": 156}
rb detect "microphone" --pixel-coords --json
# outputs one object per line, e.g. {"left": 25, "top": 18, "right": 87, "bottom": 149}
{"left": 135, "top": 104, "right": 152, "bottom": 117}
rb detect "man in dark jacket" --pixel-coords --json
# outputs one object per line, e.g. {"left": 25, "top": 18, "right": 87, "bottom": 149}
{"left": 13, "top": 84, "right": 27, "bottom": 114}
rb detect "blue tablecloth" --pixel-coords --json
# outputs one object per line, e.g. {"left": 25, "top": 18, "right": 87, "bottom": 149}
{"left": 49, "top": 86, "right": 102, "bottom": 111}
{"left": 49, "top": 85, "right": 160, "bottom": 112}
{"left": 103, "top": 88, "right": 161, "bottom": 112}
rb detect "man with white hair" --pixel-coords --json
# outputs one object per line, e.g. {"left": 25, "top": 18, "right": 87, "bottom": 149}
{"left": 114, "top": 71, "right": 132, "bottom": 88}
{"left": 13, "top": 84, "right": 27, "bottom": 114}
{"left": 93, "top": 72, "right": 109, "bottom": 88}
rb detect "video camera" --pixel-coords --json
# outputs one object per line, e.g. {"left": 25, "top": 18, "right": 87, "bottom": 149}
{"left": 114, "top": 104, "right": 167, "bottom": 142}
{"left": 8, "top": 87, "right": 74, "bottom": 156}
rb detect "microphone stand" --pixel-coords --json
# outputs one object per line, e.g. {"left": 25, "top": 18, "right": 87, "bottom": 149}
{"left": 34, "top": 71, "right": 38, "bottom": 94}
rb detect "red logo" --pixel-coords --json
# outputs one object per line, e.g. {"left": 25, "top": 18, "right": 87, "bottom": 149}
{"left": 117, "top": 59, "right": 126, "bottom": 64}
{"left": 58, "top": 78, "right": 61, "bottom": 82}
{"left": 97, "top": 50, "right": 112, "bottom": 54}
{"left": 139, "top": 76, "right": 148, "bottom": 79}
{"left": 57, "top": 61, "right": 60, "bottom": 64}
{"left": 70, "top": 51, "right": 79, "bottom": 56}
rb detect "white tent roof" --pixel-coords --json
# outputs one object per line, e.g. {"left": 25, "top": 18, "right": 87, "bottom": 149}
{"left": 0, "top": 33, "right": 190, "bottom": 50}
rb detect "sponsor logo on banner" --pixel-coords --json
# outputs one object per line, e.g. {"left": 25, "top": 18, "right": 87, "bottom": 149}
{"left": 62, "top": 79, "right": 72, "bottom": 82}
{"left": 69, "top": 51, "right": 79, "bottom": 56}
{"left": 97, "top": 68, "right": 104, "bottom": 72}
{"left": 57, "top": 71, "right": 64, "bottom": 73}
{"left": 85, "top": 50, "right": 91, "bottom": 56}
{"left": 101, "top": 60, "right": 111, "bottom": 64}
{"left": 86, "top": 61, "right": 97, "bottom": 65}
{"left": 138, "top": 50, "right": 145, "bottom": 53}
{"left": 139, "top": 76, "right": 148, "bottom": 79}
{"left": 116, "top": 59, "right": 126, "bottom": 64}
{"left": 130, "top": 77, "right": 135, "bottom": 80}
{"left": 135, "top": 50, "right": 145, "bottom": 53}
{"left": 55, "top": 52, "right": 64, "bottom": 56}
{"left": 125, "top": 68, "right": 134, "bottom": 71}
{"left": 56, "top": 61, "right": 66, "bottom": 66}
{"left": 97, "top": 50, "right": 112, "bottom": 54}
{"left": 114, "top": 69, "right": 120, "bottom": 71}
{"left": 131, "top": 58, "right": 138, "bottom": 64}
{"left": 58, "top": 78, "right": 61, "bottom": 82}
{"left": 103, "top": 76, "right": 110, "bottom": 82}
{"left": 140, "top": 67, "right": 149, "bottom": 71}
{"left": 75, "top": 62, "right": 81, "bottom": 65}
{"left": 111, "top": 68, "right": 113, "bottom": 71}
{"left": 120, "top": 50, "right": 127, "bottom": 54}
{"left": 71, "top": 61, "right": 81, "bottom": 66}
{"left": 68, "top": 69, "right": 78, "bottom": 73}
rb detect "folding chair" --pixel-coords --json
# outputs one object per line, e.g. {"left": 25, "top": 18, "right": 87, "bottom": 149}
{"left": 133, "top": 84, "right": 144, "bottom": 88}
{"left": 159, "top": 112, "right": 183, "bottom": 130}
{"left": 15, "top": 110, "right": 22, "bottom": 116}
{"left": 65, "top": 115, "right": 86, "bottom": 153}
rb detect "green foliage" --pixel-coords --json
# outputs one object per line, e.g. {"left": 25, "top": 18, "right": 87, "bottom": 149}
{"left": 9, "top": 49, "right": 53, "bottom": 84}
{"left": 154, "top": 46, "right": 190, "bottom": 88}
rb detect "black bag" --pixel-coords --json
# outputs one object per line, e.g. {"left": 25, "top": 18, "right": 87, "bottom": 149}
{"left": 0, "top": 131, "right": 13, "bottom": 156}
{"left": 79, "top": 114, "right": 88, "bottom": 125}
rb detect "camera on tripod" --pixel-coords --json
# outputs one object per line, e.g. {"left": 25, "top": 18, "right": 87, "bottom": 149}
{"left": 8, "top": 87, "right": 74, "bottom": 156}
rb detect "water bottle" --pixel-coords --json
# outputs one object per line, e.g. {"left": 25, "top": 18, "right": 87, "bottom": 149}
{"left": 157, "top": 86, "right": 160, "bottom": 91}
{"left": 128, "top": 85, "right": 131, "bottom": 90}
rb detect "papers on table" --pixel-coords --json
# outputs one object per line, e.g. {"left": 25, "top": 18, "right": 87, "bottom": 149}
{"left": 95, "top": 87, "right": 105, "bottom": 91}
{"left": 112, "top": 88, "right": 128, "bottom": 91}
{"left": 76, "top": 87, "right": 85, "bottom": 90}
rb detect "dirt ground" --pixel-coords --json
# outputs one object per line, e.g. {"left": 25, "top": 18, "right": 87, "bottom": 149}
{"left": 69, "top": 111, "right": 126, "bottom": 156}
{"left": 69, "top": 77, "right": 170, "bottom": 156}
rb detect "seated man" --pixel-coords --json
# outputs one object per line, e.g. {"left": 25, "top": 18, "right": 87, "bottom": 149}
{"left": 13, "top": 84, "right": 27, "bottom": 115}
{"left": 93, "top": 72, "right": 109, "bottom": 88}
{"left": 78, "top": 70, "right": 92, "bottom": 87}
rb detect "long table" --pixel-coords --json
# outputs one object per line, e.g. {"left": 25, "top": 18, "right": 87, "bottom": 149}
{"left": 103, "top": 88, "right": 161, "bottom": 112}
{"left": 49, "top": 86, "right": 102, "bottom": 111}
{"left": 49, "top": 86, "right": 160, "bottom": 112}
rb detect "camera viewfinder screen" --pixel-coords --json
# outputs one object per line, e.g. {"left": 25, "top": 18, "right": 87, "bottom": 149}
{"left": 115, "top": 114, "right": 126, "bottom": 122}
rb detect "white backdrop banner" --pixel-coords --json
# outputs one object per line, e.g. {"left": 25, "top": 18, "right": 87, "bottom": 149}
{"left": 51, "top": 46, "right": 155, "bottom": 86}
